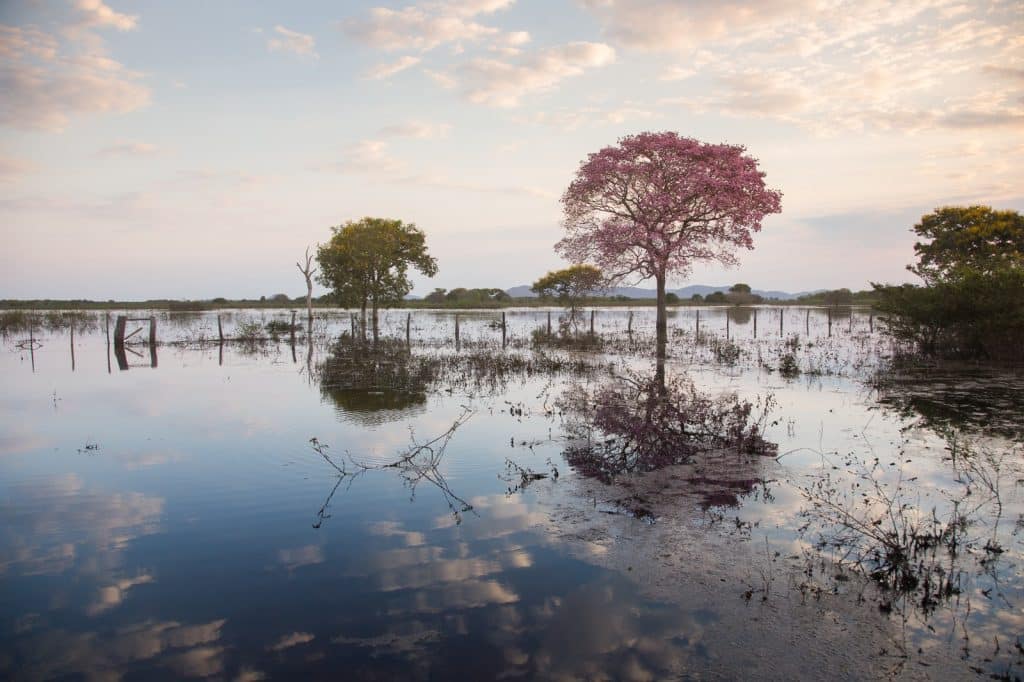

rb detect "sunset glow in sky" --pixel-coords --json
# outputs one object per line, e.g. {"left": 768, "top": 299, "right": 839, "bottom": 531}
{"left": 2, "top": 0, "right": 1022, "bottom": 299}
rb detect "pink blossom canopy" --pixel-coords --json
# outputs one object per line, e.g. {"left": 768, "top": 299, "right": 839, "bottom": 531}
{"left": 557, "top": 131, "right": 782, "bottom": 282}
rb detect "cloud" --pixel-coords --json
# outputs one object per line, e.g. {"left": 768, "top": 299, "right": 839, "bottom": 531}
{"left": 377, "top": 120, "right": 451, "bottom": 138}
{"left": 364, "top": 55, "right": 421, "bottom": 80}
{"left": 521, "top": 105, "right": 655, "bottom": 131}
{"left": 342, "top": 0, "right": 519, "bottom": 52}
{"left": 95, "top": 140, "right": 160, "bottom": 158}
{"left": 314, "top": 138, "right": 554, "bottom": 198}
{"left": 458, "top": 41, "right": 616, "bottom": 107}
{"left": 0, "top": 23, "right": 149, "bottom": 132}
{"left": 71, "top": 0, "right": 138, "bottom": 32}
{"left": 581, "top": 0, "right": 811, "bottom": 52}
{"left": 267, "top": 25, "right": 318, "bottom": 58}
{"left": 0, "top": 154, "right": 34, "bottom": 182}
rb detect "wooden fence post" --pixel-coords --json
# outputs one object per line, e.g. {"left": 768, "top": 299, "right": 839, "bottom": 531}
{"left": 753, "top": 309, "right": 758, "bottom": 339}
{"left": 455, "top": 313, "right": 460, "bottom": 345}
{"left": 869, "top": 312, "right": 874, "bottom": 333}
{"left": 547, "top": 310, "right": 552, "bottom": 336}
{"left": 590, "top": 309, "right": 595, "bottom": 335}
{"left": 407, "top": 313, "right": 412, "bottom": 346}
{"left": 695, "top": 309, "right": 700, "bottom": 339}
{"left": 779, "top": 308, "right": 783, "bottom": 336}
{"left": 217, "top": 314, "right": 224, "bottom": 343}
{"left": 149, "top": 316, "right": 157, "bottom": 347}
{"left": 70, "top": 320, "right": 75, "bottom": 371}
{"left": 105, "top": 312, "right": 111, "bottom": 374}
{"left": 827, "top": 307, "right": 832, "bottom": 337}
{"left": 501, "top": 311, "right": 507, "bottom": 348}
{"left": 806, "top": 308, "right": 810, "bottom": 335}
{"left": 627, "top": 311, "right": 633, "bottom": 335}
{"left": 726, "top": 311, "right": 730, "bottom": 340}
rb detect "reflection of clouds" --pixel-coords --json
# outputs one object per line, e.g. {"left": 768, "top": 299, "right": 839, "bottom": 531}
{"left": 277, "top": 544, "right": 324, "bottom": 571}
{"left": 0, "top": 474, "right": 164, "bottom": 577}
{"left": 12, "top": 618, "right": 228, "bottom": 681}
{"left": 269, "top": 631, "right": 315, "bottom": 652}
{"left": 86, "top": 574, "right": 155, "bottom": 615}
{"left": 369, "top": 520, "right": 426, "bottom": 546}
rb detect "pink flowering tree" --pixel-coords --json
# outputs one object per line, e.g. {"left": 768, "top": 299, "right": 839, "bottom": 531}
{"left": 557, "top": 132, "right": 782, "bottom": 357}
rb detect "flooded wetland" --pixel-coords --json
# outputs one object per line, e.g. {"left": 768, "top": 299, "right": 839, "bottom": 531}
{"left": 2, "top": 307, "right": 1022, "bottom": 680}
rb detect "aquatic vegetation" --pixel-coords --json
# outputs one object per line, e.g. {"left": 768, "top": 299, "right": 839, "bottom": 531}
{"left": 560, "top": 369, "right": 777, "bottom": 482}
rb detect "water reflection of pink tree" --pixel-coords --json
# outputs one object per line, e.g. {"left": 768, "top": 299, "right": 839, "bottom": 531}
{"left": 561, "top": 370, "right": 777, "bottom": 483}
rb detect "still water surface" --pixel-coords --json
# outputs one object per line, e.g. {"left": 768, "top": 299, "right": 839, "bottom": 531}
{"left": 2, "top": 308, "right": 1021, "bottom": 680}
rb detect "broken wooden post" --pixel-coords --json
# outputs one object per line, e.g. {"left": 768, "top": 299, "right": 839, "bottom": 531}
{"left": 105, "top": 313, "right": 111, "bottom": 374}
{"left": 114, "top": 315, "right": 127, "bottom": 347}
{"left": 501, "top": 311, "right": 507, "bottom": 348}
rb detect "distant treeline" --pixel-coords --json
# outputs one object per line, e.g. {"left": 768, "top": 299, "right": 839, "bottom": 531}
{"left": 1, "top": 287, "right": 878, "bottom": 311}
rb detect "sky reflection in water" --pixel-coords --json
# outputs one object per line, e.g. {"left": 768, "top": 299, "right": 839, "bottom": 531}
{"left": 1, "top": 308, "right": 1022, "bottom": 680}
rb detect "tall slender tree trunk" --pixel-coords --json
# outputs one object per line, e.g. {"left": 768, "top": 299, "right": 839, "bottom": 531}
{"left": 372, "top": 299, "right": 379, "bottom": 346}
{"left": 655, "top": 272, "right": 667, "bottom": 360}
{"left": 360, "top": 300, "right": 368, "bottom": 343}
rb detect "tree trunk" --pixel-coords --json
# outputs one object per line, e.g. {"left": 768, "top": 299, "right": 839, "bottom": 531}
{"left": 306, "top": 281, "right": 313, "bottom": 328}
{"left": 371, "top": 298, "right": 379, "bottom": 345}
{"left": 655, "top": 272, "right": 667, "bottom": 359}
{"left": 360, "top": 301, "right": 368, "bottom": 343}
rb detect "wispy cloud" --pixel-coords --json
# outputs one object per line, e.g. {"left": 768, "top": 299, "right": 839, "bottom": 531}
{"left": 267, "top": 25, "right": 318, "bottom": 59}
{"left": 377, "top": 120, "right": 451, "bottom": 138}
{"left": 95, "top": 140, "right": 161, "bottom": 158}
{"left": 342, "top": 0, "right": 521, "bottom": 52}
{"left": 457, "top": 42, "right": 616, "bottom": 107}
{"left": 364, "top": 55, "right": 421, "bottom": 80}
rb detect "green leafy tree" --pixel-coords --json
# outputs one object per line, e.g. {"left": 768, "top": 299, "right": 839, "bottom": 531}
{"left": 532, "top": 264, "right": 604, "bottom": 331}
{"left": 909, "top": 206, "right": 1024, "bottom": 284}
{"left": 822, "top": 288, "right": 854, "bottom": 307}
{"left": 875, "top": 206, "right": 1024, "bottom": 360}
{"left": 317, "top": 218, "right": 437, "bottom": 342}
{"left": 424, "top": 288, "right": 447, "bottom": 303}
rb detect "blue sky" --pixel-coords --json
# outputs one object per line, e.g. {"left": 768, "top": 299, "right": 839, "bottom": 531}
{"left": 1, "top": 0, "right": 1022, "bottom": 299}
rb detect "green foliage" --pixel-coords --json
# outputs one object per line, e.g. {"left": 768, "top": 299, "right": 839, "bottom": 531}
{"left": 729, "top": 283, "right": 751, "bottom": 294}
{"left": 822, "top": 288, "right": 854, "bottom": 307}
{"left": 705, "top": 291, "right": 727, "bottom": 304}
{"left": 875, "top": 206, "right": 1024, "bottom": 360}
{"left": 665, "top": 292, "right": 680, "bottom": 304}
{"left": 316, "top": 218, "right": 437, "bottom": 336}
{"left": 908, "top": 205, "right": 1024, "bottom": 285}
{"left": 531, "top": 264, "right": 604, "bottom": 329}
{"left": 690, "top": 293, "right": 704, "bottom": 302}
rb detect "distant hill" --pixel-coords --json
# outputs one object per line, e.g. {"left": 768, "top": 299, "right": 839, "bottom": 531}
{"left": 505, "top": 284, "right": 820, "bottom": 301}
